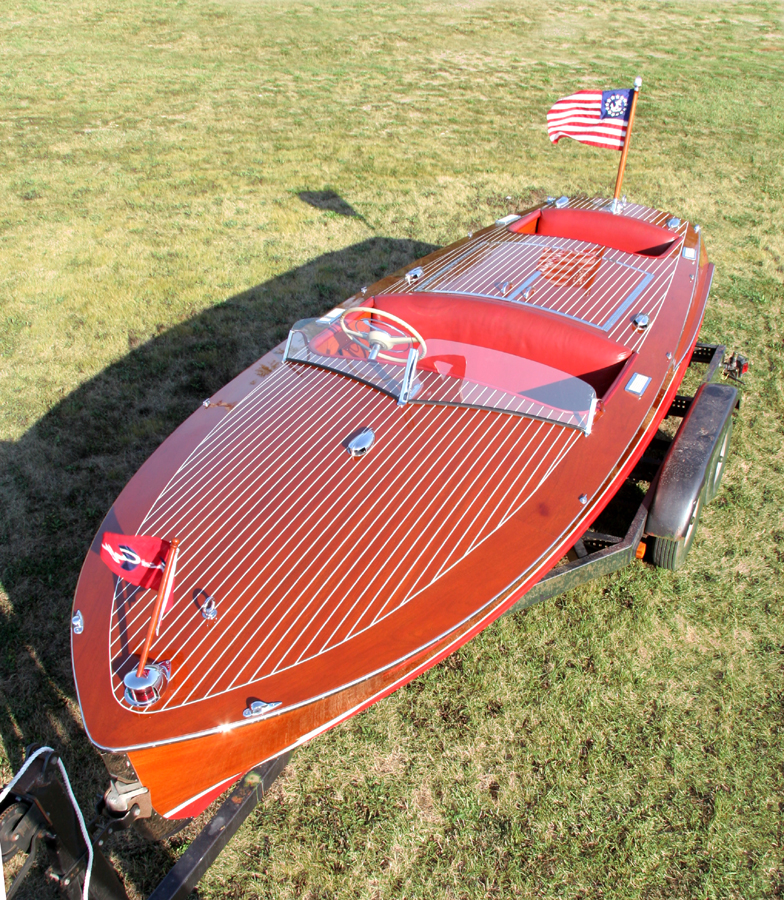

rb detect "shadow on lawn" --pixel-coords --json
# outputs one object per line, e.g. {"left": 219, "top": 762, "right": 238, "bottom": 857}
{"left": 0, "top": 235, "right": 435, "bottom": 897}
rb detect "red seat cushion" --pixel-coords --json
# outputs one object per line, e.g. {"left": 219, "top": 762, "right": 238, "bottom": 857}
{"left": 509, "top": 207, "right": 677, "bottom": 257}
{"left": 371, "top": 292, "right": 631, "bottom": 390}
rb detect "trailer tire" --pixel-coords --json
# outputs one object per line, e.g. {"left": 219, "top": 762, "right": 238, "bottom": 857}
{"left": 0, "top": 801, "right": 26, "bottom": 861}
{"left": 652, "top": 491, "right": 704, "bottom": 571}
{"left": 704, "top": 414, "right": 733, "bottom": 504}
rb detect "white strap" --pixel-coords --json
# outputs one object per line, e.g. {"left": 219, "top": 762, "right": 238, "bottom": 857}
{"left": 0, "top": 746, "right": 93, "bottom": 900}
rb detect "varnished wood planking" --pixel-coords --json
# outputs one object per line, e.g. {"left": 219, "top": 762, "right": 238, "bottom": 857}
{"left": 71, "top": 204, "right": 711, "bottom": 819}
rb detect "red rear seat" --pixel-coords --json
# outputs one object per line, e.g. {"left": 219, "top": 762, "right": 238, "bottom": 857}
{"left": 509, "top": 207, "right": 677, "bottom": 257}
{"left": 371, "top": 292, "right": 632, "bottom": 394}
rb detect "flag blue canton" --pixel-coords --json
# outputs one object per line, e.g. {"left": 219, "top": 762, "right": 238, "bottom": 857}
{"left": 601, "top": 89, "right": 632, "bottom": 120}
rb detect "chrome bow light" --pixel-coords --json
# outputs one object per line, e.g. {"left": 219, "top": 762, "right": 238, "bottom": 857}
{"left": 123, "top": 660, "right": 170, "bottom": 708}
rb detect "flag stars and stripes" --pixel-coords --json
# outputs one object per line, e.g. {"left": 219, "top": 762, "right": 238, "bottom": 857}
{"left": 547, "top": 88, "right": 631, "bottom": 151}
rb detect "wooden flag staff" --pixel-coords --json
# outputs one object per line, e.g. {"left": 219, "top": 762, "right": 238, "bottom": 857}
{"left": 612, "top": 76, "right": 642, "bottom": 212}
{"left": 136, "top": 536, "right": 180, "bottom": 678}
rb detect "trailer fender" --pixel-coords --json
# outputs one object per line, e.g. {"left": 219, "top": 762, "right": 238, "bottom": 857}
{"left": 646, "top": 381, "right": 738, "bottom": 541}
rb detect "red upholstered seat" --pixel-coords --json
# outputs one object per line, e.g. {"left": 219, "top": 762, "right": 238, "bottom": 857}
{"left": 371, "top": 292, "right": 632, "bottom": 395}
{"left": 509, "top": 207, "right": 677, "bottom": 257}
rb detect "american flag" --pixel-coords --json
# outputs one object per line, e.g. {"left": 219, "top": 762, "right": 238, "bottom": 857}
{"left": 547, "top": 89, "right": 633, "bottom": 151}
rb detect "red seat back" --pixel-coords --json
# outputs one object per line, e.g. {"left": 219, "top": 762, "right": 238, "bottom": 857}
{"left": 371, "top": 292, "right": 631, "bottom": 392}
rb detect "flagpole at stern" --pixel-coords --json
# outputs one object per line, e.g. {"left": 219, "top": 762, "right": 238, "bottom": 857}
{"left": 612, "top": 76, "right": 642, "bottom": 212}
{"left": 135, "top": 536, "right": 180, "bottom": 678}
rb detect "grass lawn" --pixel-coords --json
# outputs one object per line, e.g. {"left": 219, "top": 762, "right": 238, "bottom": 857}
{"left": 1, "top": 0, "right": 783, "bottom": 897}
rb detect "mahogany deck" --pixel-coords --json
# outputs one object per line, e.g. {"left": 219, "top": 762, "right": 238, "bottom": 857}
{"left": 71, "top": 198, "right": 712, "bottom": 820}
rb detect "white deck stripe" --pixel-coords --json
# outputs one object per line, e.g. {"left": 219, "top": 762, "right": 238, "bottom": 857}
{"left": 108, "top": 198, "right": 689, "bottom": 712}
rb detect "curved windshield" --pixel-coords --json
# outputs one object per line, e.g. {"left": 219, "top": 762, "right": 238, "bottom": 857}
{"left": 284, "top": 310, "right": 597, "bottom": 434}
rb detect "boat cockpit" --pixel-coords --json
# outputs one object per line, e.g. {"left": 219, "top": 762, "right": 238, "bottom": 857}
{"left": 284, "top": 290, "right": 634, "bottom": 435}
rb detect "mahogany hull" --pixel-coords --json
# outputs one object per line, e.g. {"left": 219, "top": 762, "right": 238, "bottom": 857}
{"left": 71, "top": 197, "right": 712, "bottom": 821}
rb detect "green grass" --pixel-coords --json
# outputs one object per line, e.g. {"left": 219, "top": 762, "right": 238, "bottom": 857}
{"left": 1, "top": 0, "right": 783, "bottom": 897}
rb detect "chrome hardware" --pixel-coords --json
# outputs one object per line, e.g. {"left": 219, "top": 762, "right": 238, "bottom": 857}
{"left": 201, "top": 596, "right": 218, "bottom": 621}
{"left": 347, "top": 427, "right": 375, "bottom": 458}
{"left": 682, "top": 247, "right": 697, "bottom": 260}
{"left": 316, "top": 308, "right": 343, "bottom": 325}
{"left": 495, "top": 213, "right": 520, "bottom": 226}
{"left": 467, "top": 232, "right": 473, "bottom": 238}
{"left": 666, "top": 352, "right": 673, "bottom": 361}
{"left": 405, "top": 266, "right": 424, "bottom": 285}
{"left": 625, "top": 373, "right": 652, "bottom": 397}
{"left": 282, "top": 329, "right": 293, "bottom": 362}
{"left": 361, "top": 286, "right": 367, "bottom": 294}
{"left": 497, "top": 281, "right": 513, "bottom": 296}
{"left": 398, "top": 345, "right": 419, "bottom": 406}
{"left": 584, "top": 396, "right": 598, "bottom": 437}
{"left": 632, "top": 312, "right": 650, "bottom": 331}
{"left": 104, "top": 778, "right": 152, "bottom": 818}
{"left": 546, "top": 196, "right": 556, "bottom": 204}
{"left": 202, "top": 399, "right": 210, "bottom": 408}
{"left": 579, "top": 494, "right": 588, "bottom": 506}
{"left": 666, "top": 217, "right": 681, "bottom": 229}
{"left": 71, "top": 611, "right": 84, "bottom": 634}
{"left": 123, "top": 661, "right": 171, "bottom": 708}
{"left": 243, "top": 700, "right": 282, "bottom": 718}
{"left": 694, "top": 224, "right": 701, "bottom": 233}
{"left": 555, "top": 196, "right": 569, "bottom": 209}
{"left": 689, "top": 274, "right": 694, "bottom": 282}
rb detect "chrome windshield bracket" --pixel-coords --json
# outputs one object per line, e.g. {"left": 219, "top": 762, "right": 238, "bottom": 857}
{"left": 282, "top": 330, "right": 293, "bottom": 362}
{"left": 398, "top": 346, "right": 419, "bottom": 406}
{"left": 123, "top": 660, "right": 171, "bottom": 708}
{"left": 584, "top": 396, "right": 598, "bottom": 436}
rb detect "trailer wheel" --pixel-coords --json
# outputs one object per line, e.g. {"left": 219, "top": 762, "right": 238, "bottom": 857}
{"left": 652, "top": 491, "right": 704, "bottom": 571}
{"left": 704, "top": 414, "right": 733, "bottom": 504}
{"left": 0, "top": 801, "right": 26, "bottom": 862}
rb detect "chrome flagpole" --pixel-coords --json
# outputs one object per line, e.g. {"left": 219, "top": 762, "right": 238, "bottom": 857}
{"left": 612, "top": 76, "right": 642, "bottom": 213}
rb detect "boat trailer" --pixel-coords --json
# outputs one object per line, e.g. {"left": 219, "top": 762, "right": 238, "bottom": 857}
{"left": 0, "top": 342, "right": 745, "bottom": 900}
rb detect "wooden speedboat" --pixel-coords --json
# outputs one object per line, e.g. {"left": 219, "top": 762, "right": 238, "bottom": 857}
{"left": 71, "top": 195, "right": 713, "bottom": 831}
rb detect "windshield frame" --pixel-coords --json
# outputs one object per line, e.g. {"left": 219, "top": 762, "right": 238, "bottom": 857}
{"left": 283, "top": 312, "right": 597, "bottom": 435}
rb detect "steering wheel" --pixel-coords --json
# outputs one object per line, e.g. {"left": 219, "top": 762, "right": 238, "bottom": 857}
{"left": 340, "top": 307, "right": 427, "bottom": 362}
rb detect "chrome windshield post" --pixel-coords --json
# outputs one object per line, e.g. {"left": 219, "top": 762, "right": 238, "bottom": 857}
{"left": 282, "top": 329, "right": 293, "bottom": 362}
{"left": 398, "top": 346, "right": 419, "bottom": 406}
{"left": 584, "top": 395, "right": 598, "bottom": 436}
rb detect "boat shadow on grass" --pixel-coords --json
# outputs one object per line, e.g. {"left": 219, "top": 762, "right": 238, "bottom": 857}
{"left": 0, "top": 236, "right": 435, "bottom": 897}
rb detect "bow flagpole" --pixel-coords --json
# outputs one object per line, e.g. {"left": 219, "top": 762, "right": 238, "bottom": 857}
{"left": 546, "top": 77, "right": 645, "bottom": 213}
{"left": 135, "top": 536, "right": 180, "bottom": 677}
{"left": 612, "top": 76, "right": 642, "bottom": 210}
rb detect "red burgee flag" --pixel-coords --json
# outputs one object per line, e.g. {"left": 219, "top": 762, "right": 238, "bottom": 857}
{"left": 100, "top": 532, "right": 170, "bottom": 591}
{"left": 547, "top": 88, "right": 633, "bottom": 151}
